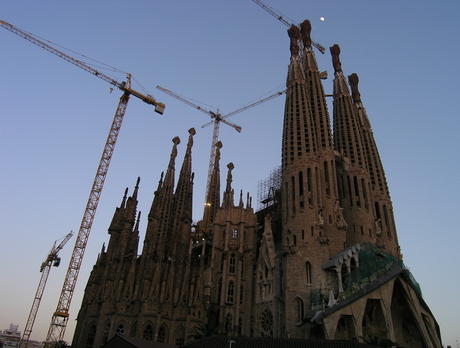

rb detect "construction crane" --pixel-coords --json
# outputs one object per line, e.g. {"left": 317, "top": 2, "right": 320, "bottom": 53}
{"left": 19, "top": 231, "right": 73, "bottom": 348}
{"left": 156, "top": 85, "right": 285, "bottom": 231}
{"left": 0, "top": 20, "right": 166, "bottom": 346}
{"left": 251, "top": 0, "right": 326, "bottom": 54}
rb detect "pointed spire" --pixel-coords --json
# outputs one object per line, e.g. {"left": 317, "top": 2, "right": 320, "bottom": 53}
{"left": 132, "top": 176, "right": 140, "bottom": 201}
{"left": 332, "top": 45, "right": 366, "bottom": 168}
{"left": 239, "top": 190, "right": 244, "bottom": 207}
{"left": 203, "top": 140, "right": 222, "bottom": 230}
{"left": 120, "top": 187, "right": 128, "bottom": 209}
{"left": 173, "top": 127, "right": 196, "bottom": 226}
{"left": 164, "top": 136, "right": 181, "bottom": 188}
{"left": 222, "top": 162, "right": 235, "bottom": 208}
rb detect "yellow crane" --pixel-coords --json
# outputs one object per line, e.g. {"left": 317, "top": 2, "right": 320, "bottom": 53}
{"left": 19, "top": 232, "right": 73, "bottom": 348}
{"left": 156, "top": 85, "right": 285, "bottom": 232}
{"left": 0, "top": 20, "right": 166, "bottom": 346}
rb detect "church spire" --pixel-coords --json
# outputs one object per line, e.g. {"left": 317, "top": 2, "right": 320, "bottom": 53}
{"left": 202, "top": 140, "right": 222, "bottom": 233}
{"left": 331, "top": 44, "right": 375, "bottom": 247}
{"left": 168, "top": 128, "right": 195, "bottom": 305}
{"left": 348, "top": 74, "right": 400, "bottom": 257}
{"left": 222, "top": 162, "right": 235, "bottom": 209}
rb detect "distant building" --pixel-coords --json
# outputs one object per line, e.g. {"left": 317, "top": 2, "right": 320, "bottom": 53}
{"left": 72, "top": 19, "right": 442, "bottom": 348}
{"left": 0, "top": 324, "right": 20, "bottom": 348}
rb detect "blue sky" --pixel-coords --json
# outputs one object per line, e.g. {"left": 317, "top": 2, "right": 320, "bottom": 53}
{"left": 0, "top": 1, "right": 459, "bottom": 346}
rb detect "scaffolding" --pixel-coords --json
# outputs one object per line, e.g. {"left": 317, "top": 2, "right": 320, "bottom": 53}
{"left": 311, "top": 243, "right": 422, "bottom": 311}
{"left": 257, "top": 166, "right": 282, "bottom": 210}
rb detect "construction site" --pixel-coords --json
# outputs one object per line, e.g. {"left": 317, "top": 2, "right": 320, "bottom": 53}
{"left": 1, "top": 1, "right": 456, "bottom": 347}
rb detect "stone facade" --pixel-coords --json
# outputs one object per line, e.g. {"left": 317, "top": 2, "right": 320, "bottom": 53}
{"left": 72, "top": 20, "right": 441, "bottom": 348}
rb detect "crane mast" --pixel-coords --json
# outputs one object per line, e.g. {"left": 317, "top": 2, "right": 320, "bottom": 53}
{"left": 19, "top": 232, "right": 73, "bottom": 348}
{"left": 156, "top": 86, "right": 285, "bottom": 231}
{"left": 0, "top": 20, "right": 166, "bottom": 346}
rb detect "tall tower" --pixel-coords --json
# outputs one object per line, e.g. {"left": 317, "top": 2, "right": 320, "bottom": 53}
{"left": 208, "top": 161, "right": 258, "bottom": 337}
{"left": 348, "top": 73, "right": 400, "bottom": 257}
{"left": 331, "top": 44, "right": 376, "bottom": 247}
{"left": 280, "top": 21, "right": 346, "bottom": 338}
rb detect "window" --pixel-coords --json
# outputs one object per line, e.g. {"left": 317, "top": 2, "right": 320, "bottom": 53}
{"left": 240, "top": 285, "right": 244, "bottom": 305}
{"left": 85, "top": 324, "right": 96, "bottom": 348}
{"left": 174, "top": 326, "right": 185, "bottom": 346}
{"left": 218, "top": 278, "right": 223, "bottom": 302}
{"left": 227, "top": 280, "right": 235, "bottom": 303}
{"left": 116, "top": 323, "right": 125, "bottom": 336}
{"left": 232, "top": 229, "right": 238, "bottom": 238}
{"left": 296, "top": 297, "right": 304, "bottom": 323}
{"left": 157, "top": 326, "right": 166, "bottom": 343}
{"left": 260, "top": 309, "right": 273, "bottom": 337}
{"left": 143, "top": 324, "right": 153, "bottom": 341}
{"left": 102, "top": 322, "right": 110, "bottom": 345}
{"left": 305, "top": 261, "right": 312, "bottom": 284}
{"left": 229, "top": 254, "right": 236, "bottom": 273}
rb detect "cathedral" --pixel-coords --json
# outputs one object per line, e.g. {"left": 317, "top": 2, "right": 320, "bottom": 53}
{"left": 71, "top": 20, "right": 442, "bottom": 348}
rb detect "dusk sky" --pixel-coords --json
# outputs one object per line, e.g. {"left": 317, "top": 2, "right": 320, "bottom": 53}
{"left": 1, "top": 1, "right": 459, "bottom": 346}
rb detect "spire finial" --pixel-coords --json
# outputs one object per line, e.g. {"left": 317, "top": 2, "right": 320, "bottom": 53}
{"left": 330, "top": 44, "right": 342, "bottom": 73}
{"left": 187, "top": 128, "right": 196, "bottom": 147}
{"left": 300, "top": 19, "right": 312, "bottom": 48}
{"left": 287, "top": 25, "right": 300, "bottom": 56}
{"left": 226, "top": 162, "right": 234, "bottom": 192}
{"left": 348, "top": 73, "right": 361, "bottom": 103}
{"left": 121, "top": 187, "right": 128, "bottom": 208}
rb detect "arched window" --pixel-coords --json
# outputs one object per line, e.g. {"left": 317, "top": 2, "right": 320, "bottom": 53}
{"left": 218, "top": 277, "right": 223, "bottom": 302}
{"left": 174, "top": 326, "right": 185, "bottom": 346}
{"left": 85, "top": 324, "right": 96, "bottom": 348}
{"left": 296, "top": 297, "right": 304, "bottom": 323}
{"left": 116, "top": 323, "right": 125, "bottom": 336}
{"left": 240, "top": 285, "right": 244, "bottom": 305}
{"left": 305, "top": 261, "right": 312, "bottom": 284}
{"left": 102, "top": 322, "right": 110, "bottom": 345}
{"left": 157, "top": 325, "right": 167, "bottom": 343}
{"left": 229, "top": 254, "right": 236, "bottom": 273}
{"left": 143, "top": 324, "right": 154, "bottom": 341}
{"left": 227, "top": 280, "right": 235, "bottom": 303}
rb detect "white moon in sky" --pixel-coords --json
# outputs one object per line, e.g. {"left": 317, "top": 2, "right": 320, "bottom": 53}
{"left": 320, "top": 17, "right": 325, "bottom": 21}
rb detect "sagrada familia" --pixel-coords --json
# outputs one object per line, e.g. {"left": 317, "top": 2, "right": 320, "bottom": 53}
{"left": 71, "top": 20, "right": 442, "bottom": 348}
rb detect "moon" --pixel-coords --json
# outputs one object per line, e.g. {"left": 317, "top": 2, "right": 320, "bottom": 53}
{"left": 320, "top": 17, "right": 325, "bottom": 21}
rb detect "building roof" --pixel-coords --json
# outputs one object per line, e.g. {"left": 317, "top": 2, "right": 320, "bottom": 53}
{"left": 181, "top": 337, "right": 378, "bottom": 348}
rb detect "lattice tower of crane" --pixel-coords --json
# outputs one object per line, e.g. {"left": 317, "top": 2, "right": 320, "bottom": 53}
{"left": 19, "top": 232, "right": 73, "bottom": 348}
{"left": 0, "top": 20, "right": 166, "bottom": 347}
